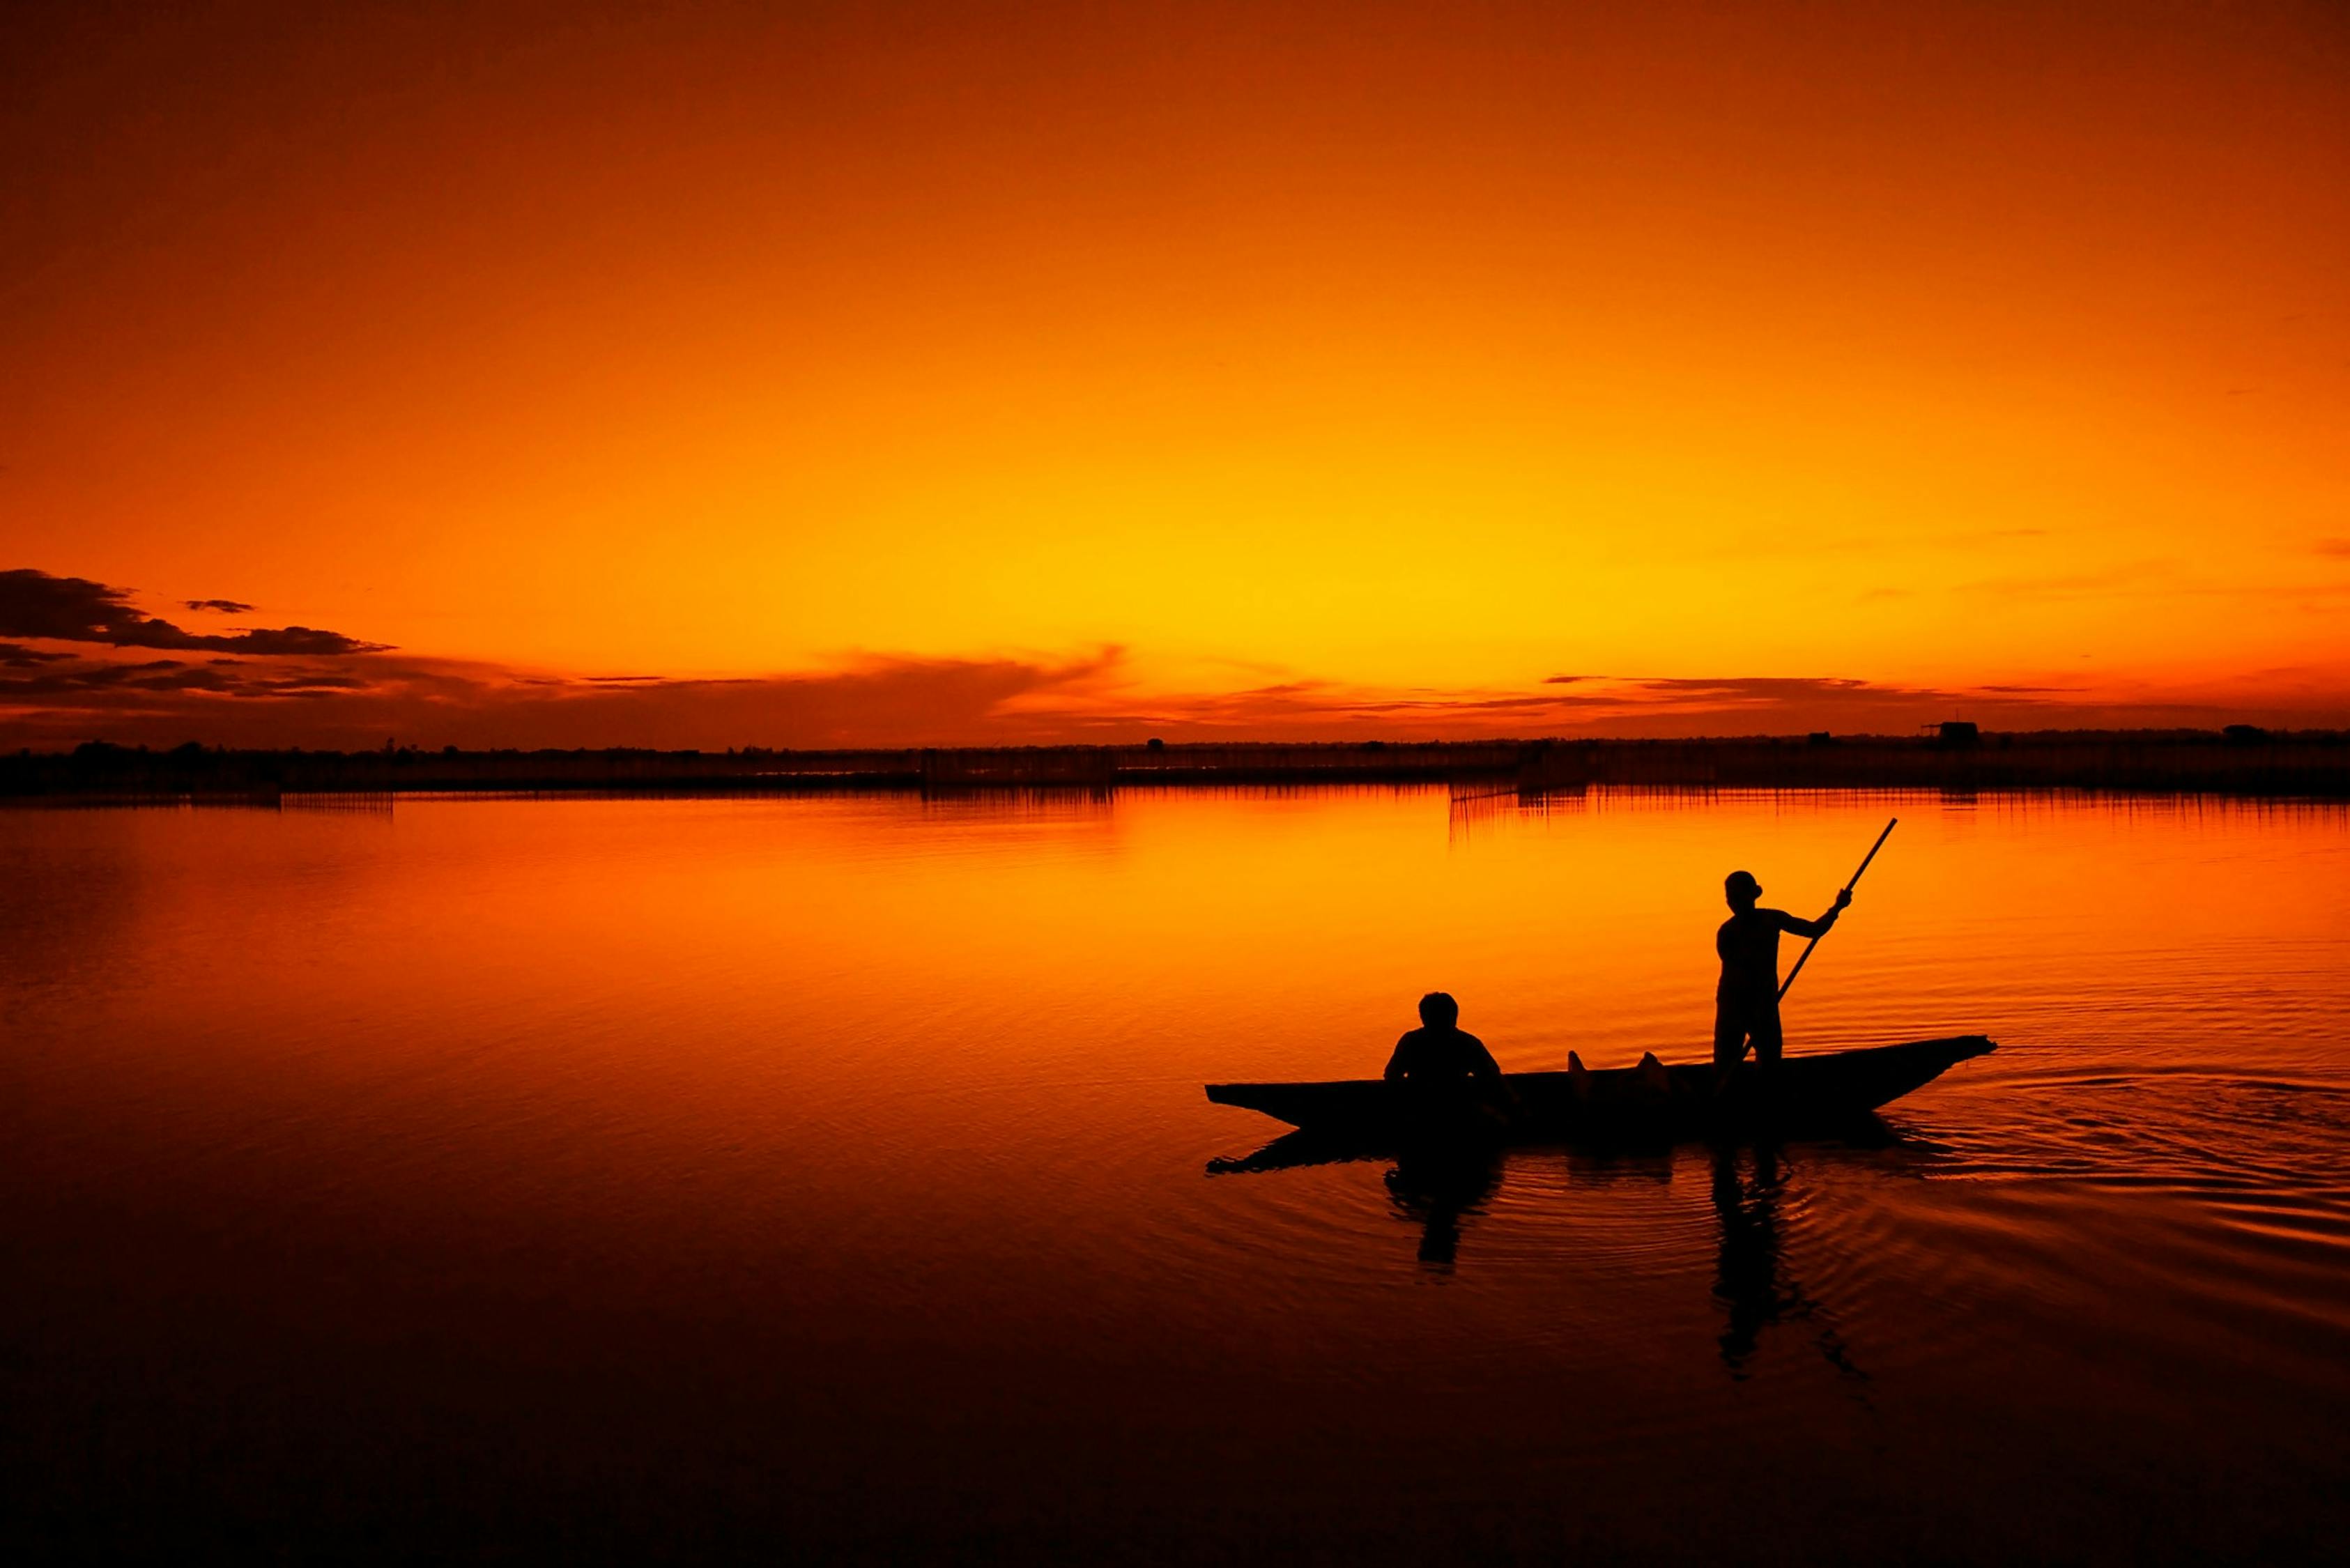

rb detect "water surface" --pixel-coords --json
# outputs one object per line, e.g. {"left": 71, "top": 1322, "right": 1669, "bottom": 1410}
{"left": 3, "top": 788, "right": 2347, "bottom": 1562}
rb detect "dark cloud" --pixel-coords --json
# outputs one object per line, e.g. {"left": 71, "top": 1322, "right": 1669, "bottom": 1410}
{"left": 1, "top": 644, "right": 2342, "bottom": 751}
{"left": 0, "top": 658, "right": 245, "bottom": 696}
{"left": 0, "top": 569, "right": 387, "bottom": 655}
{"left": 0, "top": 641, "right": 71, "bottom": 668}
{"left": 1102, "top": 672, "right": 2344, "bottom": 742}
{"left": 183, "top": 599, "right": 255, "bottom": 613}
{"left": 0, "top": 646, "right": 1133, "bottom": 751}
{"left": 1612, "top": 677, "right": 1877, "bottom": 702}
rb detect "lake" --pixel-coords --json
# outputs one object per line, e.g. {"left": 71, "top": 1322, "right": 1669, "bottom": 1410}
{"left": 3, "top": 787, "right": 2347, "bottom": 1562}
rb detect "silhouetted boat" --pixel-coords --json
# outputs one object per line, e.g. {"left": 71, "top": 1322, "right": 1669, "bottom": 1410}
{"left": 1206, "top": 1034, "right": 1995, "bottom": 1140}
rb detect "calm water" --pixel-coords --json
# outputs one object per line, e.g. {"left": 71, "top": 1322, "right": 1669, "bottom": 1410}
{"left": 3, "top": 788, "right": 2347, "bottom": 1563}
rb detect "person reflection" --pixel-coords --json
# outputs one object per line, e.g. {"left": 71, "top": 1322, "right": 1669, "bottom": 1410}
{"left": 1710, "top": 1142, "right": 1786, "bottom": 1376}
{"left": 1710, "top": 1143, "right": 1869, "bottom": 1386}
{"left": 1384, "top": 1143, "right": 1500, "bottom": 1269}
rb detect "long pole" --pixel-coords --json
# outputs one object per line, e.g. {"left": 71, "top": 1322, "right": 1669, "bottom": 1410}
{"left": 1776, "top": 817, "right": 1897, "bottom": 1003}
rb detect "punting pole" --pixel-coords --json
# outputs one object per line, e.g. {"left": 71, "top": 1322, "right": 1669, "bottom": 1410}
{"left": 1776, "top": 817, "right": 1896, "bottom": 1003}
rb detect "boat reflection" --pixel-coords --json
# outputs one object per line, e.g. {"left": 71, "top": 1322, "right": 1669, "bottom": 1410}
{"left": 1204, "top": 1128, "right": 1380, "bottom": 1176}
{"left": 1204, "top": 1129, "right": 1503, "bottom": 1267}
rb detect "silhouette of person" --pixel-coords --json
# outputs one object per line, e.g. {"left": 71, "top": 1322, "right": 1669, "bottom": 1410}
{"left": 1384, "top": 991, "right": 1509, "bottom": 1142}
{"left": 1383, "top": 992, "right": 1502, "bottom": 1091}
{"left": 1714, "top": 871, "right": 1849, "bottom": 1076}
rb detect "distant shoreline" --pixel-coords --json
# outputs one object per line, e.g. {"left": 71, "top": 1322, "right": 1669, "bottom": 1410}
{"left": 6, "top": 728, "right": 2348, "bottom": 801}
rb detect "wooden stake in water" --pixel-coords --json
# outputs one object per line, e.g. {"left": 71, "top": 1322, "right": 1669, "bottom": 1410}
{"left": 1776, "top": 817, "right": 1897, "bottom": 1003}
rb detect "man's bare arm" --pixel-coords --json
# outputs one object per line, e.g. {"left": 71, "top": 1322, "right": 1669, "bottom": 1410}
{"left": 1775, "top": 888, "right": 1852, "bottom": 940}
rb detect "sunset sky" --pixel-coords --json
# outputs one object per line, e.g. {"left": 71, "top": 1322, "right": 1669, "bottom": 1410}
{"left": 4, "top": 0, "right": 2347, "bottom": 747}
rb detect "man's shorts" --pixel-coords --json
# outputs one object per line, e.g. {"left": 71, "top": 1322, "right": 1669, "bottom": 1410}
{"left": 1713, "top": 1001, "right": 1784, "bottom": 1068}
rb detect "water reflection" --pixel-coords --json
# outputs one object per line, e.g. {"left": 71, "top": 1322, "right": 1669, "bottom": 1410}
{"left": 1207, "top": 1132, "right": 1505, "bottom": 1269}
{"left": 1710, "top": 1142, "right": 1870, "bottom": 1387}
{"left": 1213, "top": 1125, "right": 1901, "bottom": 1374}
{"left": 1204, "top": 1128, "right": 1373, "bottom": 1176}
{"left": 1206, "top": 1132, "right": 1507, "bottom": 1268}
{"left": 1384, "top": 1143, "right": 1504, "bottom": 1269}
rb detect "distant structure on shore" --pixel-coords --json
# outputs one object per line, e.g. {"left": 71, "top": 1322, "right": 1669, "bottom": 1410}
{"left": 6, "top": 730, "right": 2347, "bottom": 802}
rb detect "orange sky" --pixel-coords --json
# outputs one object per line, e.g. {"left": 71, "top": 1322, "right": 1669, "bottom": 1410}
{"left": 3, "top": 0, "right": 2347, "bottom": 746}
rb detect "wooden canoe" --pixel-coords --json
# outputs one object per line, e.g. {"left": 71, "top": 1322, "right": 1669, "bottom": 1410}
{"left": 1206, "top": 1034, "right": 1995, "bottom": 1141}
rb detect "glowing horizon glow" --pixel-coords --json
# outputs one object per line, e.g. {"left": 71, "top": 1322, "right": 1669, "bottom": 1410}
{"left": 3, "top": 1, "right": 2347, "bottom": 744}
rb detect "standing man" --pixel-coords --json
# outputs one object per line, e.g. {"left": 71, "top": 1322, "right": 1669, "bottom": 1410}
{"left": 1714, "top": 871, "right": 1850, "bottom": 1077}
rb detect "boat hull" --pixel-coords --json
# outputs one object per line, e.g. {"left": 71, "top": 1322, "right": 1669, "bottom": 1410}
{"left": 1206, "top": 1035, "right": 1995, "bottom": 1140}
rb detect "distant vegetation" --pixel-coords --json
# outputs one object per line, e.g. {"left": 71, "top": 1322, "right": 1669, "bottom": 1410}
{"left": 5, "top": 732, "right": 2348, "bottom": 800}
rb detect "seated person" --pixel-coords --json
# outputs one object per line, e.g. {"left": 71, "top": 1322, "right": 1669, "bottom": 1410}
{"left": 1383, "top": 992, "right": 1503, "bottom": 1093}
